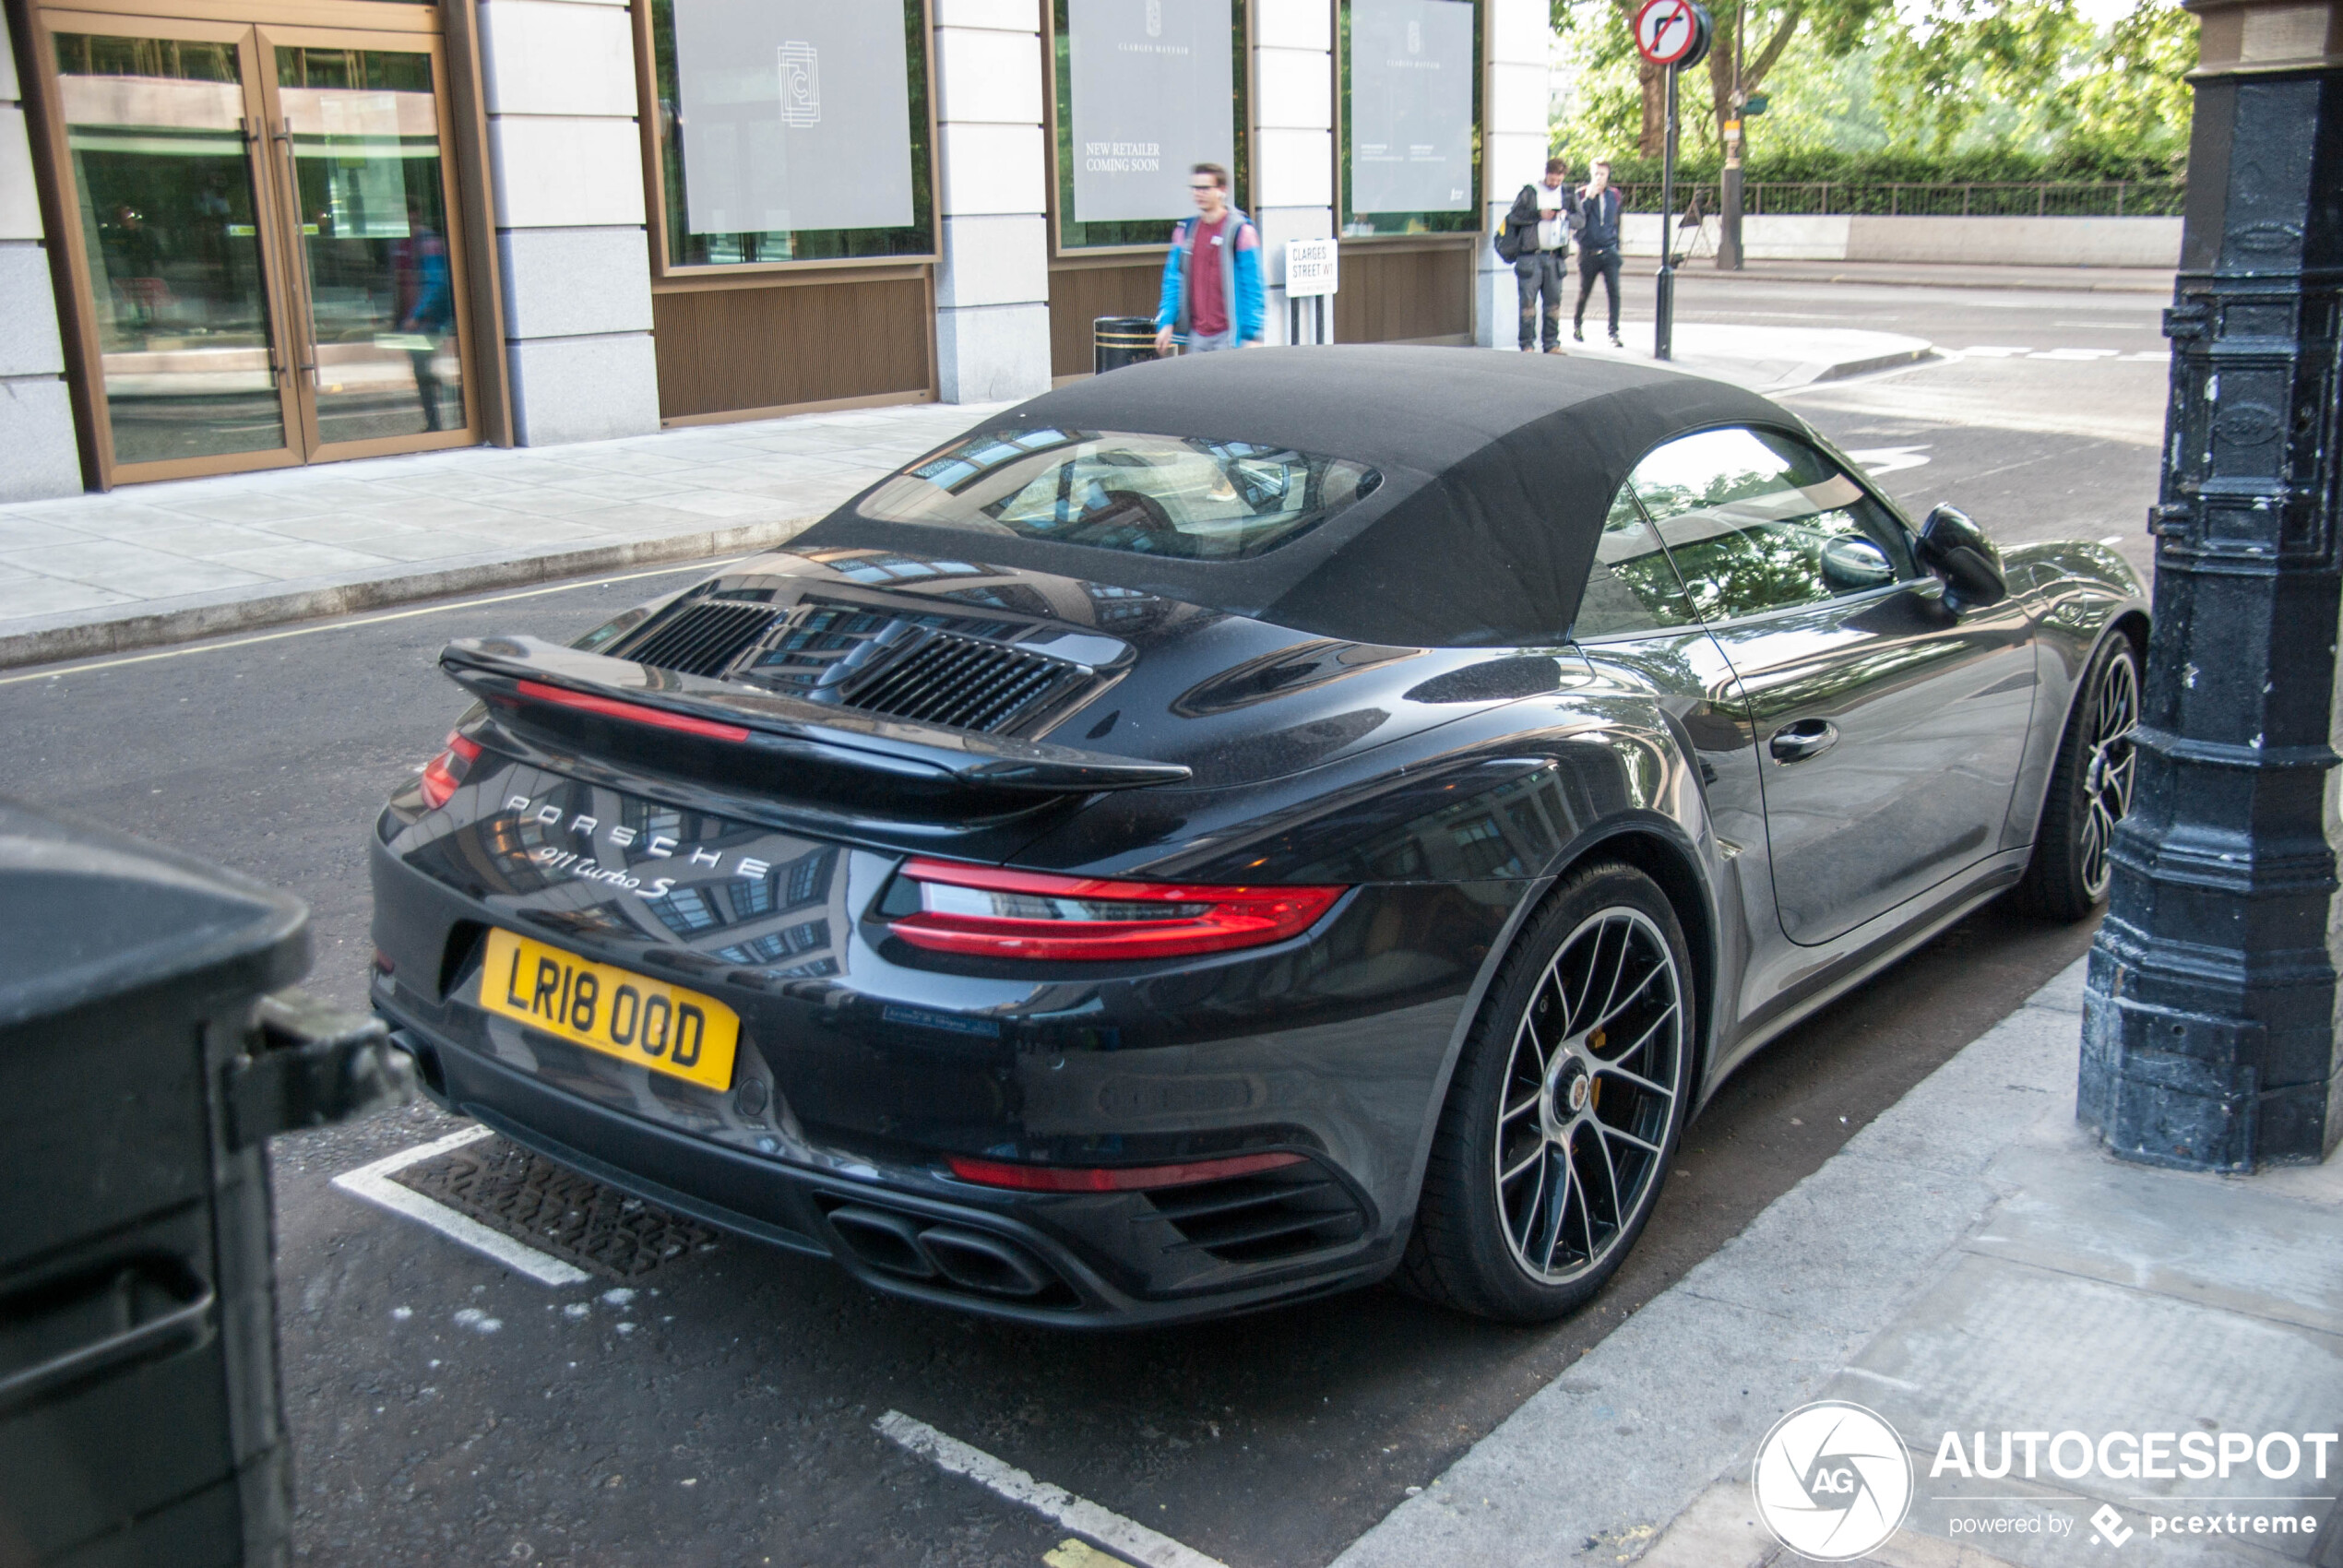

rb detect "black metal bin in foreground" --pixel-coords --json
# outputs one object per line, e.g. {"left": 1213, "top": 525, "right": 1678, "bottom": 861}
{"left": 0, "top": 801, "right": 407, "bottom": 1567}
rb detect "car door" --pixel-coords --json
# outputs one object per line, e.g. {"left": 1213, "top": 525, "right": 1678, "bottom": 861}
{"left": 1624, "top": 426, "right": 2038, "bottom": 945}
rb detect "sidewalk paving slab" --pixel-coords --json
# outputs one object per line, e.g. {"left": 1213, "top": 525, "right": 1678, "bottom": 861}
{"left": 1329, "top": 958, "right": 2343, "bottom": 1568}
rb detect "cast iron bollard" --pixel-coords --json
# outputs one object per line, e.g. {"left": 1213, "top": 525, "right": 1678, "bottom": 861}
{"left": 0, "top": 800, "right": 410, "bottom": 1564}
{"left": 1093, "top": 315, "right": 1160, "bottom": 374}
{"left": 2078, "top": 0, "right": 2343, "bottom": 1170}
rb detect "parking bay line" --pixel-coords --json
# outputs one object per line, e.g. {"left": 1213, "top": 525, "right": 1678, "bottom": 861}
{"left": 330, "top": 1125, "right": 590, "bottom": 1288}
{"left": 875, "top": 1410, "right": 1228, "bottom": 1568}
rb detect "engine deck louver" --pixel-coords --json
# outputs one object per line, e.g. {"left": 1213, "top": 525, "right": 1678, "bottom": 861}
{"left": 610, "top": 595, "right": 1105, "bottom": 737}
{"left": 614, "top": 599, "right": 778, "bottom": 678}
{"left": 835, "top": 630, "right": 1092, "bottom": 734}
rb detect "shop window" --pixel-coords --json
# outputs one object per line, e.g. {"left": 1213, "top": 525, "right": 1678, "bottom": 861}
{"left": 1051, "top": 0, "right": 1252, "bottom": 250}
{"left": 647, "top": 0, "right": 934, "bottom": 269}
{"left": 1339, "top": 0, "right": 1481, "bottom": 237}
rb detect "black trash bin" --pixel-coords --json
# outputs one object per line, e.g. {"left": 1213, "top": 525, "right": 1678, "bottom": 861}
{"left": 1093, "top": 315, "right": 1161, "bottom": 374}
{"left": 0, "top": 800, "right": 408, "bottom": 1567}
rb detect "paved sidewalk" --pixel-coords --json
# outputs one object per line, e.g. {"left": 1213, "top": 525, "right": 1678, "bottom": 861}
{"left": 0, "top": 398, "right": 1004, "bottom": 670}
{"left": 1332, "top": 959, "right": 2343, "bottom": 1568}
{"left": 0, "top": 325, "right": 1936, "bottom": 671}
{"left": 1563, "top": 322, "right": 1935, "bottom": 390}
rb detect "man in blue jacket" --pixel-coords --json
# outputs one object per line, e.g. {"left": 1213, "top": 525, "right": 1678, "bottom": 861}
{"left": 1155, "top": 163, "right": 1265, "bottom": 355}
{"left": 1573, "top": 158, "right": 1625, "bottom": 348}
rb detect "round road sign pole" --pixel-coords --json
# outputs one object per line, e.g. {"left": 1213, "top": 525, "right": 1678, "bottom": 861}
{"left": 1655, "top": 60, "right": 1678, "bottom": 362}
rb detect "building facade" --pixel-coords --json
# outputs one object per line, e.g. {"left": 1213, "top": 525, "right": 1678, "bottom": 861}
{"left": 0, "top": 0, "right": 1550, "bottom": 499}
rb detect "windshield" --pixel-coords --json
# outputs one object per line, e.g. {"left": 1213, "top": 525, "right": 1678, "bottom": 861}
{"left": 855, "top": 427, "right": 1384, "bottom": 561}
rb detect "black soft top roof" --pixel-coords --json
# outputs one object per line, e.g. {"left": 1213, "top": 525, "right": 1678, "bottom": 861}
{"left": 797, "top": 344, "right": 1798, "bottom": 647}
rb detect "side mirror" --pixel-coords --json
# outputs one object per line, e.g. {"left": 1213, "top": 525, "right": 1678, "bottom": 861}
{"left": 1915, "top": 505, "right": 2007, "bottom": 612}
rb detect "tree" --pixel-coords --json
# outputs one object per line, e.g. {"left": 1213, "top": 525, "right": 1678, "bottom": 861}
{"left": 1556, "top": 0, "right": 1891, "bottom": 161}
{"left": 1872, "top": 0, "right": 2084, "bottom": 151}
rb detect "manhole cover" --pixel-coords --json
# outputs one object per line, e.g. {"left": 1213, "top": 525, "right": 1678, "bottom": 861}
{"left": 391, "top": 1136, "right": 719, "bottom": 1280}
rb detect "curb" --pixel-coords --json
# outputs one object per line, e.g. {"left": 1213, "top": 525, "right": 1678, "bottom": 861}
{"left": 1702, "top": 265, "right": 2171, "bottom": 294}
{"left": 0, "top": 514, "right": 822, "bottom": 673}
{"left": 1802, "top": 344, "right": 1940, "bottom": 383}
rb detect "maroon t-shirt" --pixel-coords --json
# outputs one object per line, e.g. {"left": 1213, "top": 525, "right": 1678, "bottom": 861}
{"left": 1188, "top": 214, "right": 1231, "bottom": 338}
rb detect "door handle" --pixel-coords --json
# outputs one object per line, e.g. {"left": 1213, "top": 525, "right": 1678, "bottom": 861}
{"left": 1769, "top": 719, "right": 1838, "bottom": 763}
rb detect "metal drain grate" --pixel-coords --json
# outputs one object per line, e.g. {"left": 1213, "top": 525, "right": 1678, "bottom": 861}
{"left": 389, "top": 1136, "right": 720, "bottom": 1280}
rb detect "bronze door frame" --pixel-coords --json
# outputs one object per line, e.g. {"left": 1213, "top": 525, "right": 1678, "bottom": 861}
{"left": 25, "top": 0, "right": 484, "bottom": 487}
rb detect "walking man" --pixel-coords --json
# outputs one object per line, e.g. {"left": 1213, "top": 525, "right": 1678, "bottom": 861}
{"left": 1496, "top": 158, "right": 1576, "bottom": 352}
{"left": 1155, "top": 163, "right": 1264, "bottom": 355}
{"left": 1574, "top": 158, "right": 1625, "bottom": 348}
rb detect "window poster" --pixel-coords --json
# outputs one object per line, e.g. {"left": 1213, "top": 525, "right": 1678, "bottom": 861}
{"left": 671, "top": 0, "right": 916, "bottom": 235}
{"left": 1349, "top": 0, "right": 1474, "bottom": 214}
{"left": 1066, "top": 0, "right": 1236, "bottom": 223}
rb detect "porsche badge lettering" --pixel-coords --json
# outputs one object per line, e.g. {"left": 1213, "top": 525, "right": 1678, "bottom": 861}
{"left": 505, "top": 796, "right": 779, "bottom": 901}
{"left": 481, "top": 928, "right": 740, "bottom": 1091}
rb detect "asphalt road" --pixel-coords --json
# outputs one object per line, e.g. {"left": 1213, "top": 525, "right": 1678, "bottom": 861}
{"left": 0, "top": 277, "right": 2162, "bottom": 1568}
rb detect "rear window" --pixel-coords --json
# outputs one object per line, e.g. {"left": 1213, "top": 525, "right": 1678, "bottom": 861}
{"left": 856, "top": 428, "right": 1383, "bottom": 561}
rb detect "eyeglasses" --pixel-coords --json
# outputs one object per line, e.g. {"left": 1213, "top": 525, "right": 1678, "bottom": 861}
{"left": 1189, "top": 184, "right": 1219, "bottom": 192}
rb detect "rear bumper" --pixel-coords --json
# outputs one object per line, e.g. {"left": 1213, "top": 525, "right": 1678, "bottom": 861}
{"left": 366, "top": 778, "right": 1523, "bottom": 1325}
{"left": 378, "top": 1009, "right": 1401, "bottom": 1327}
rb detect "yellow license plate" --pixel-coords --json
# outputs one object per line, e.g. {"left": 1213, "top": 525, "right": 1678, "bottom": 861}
{"left": 479, "top": 929, "right": 740, "bottom": 1092}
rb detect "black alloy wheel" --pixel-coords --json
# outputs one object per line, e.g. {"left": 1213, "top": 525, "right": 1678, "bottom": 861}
{"left": 1399, "top": 861, "right": 1693, "bottom": 1322}
{"left": 2016, "top": 635, "right": 2140, "bottom": 921}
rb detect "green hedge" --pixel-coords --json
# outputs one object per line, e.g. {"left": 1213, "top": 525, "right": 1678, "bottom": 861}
{"left": 1582, "top": 145, "right": 2185, "bottom": 186}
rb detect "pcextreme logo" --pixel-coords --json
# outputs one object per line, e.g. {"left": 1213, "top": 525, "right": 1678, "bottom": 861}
{"left": 1752, "top": 1402, "right": 1915, "bottom": 1562}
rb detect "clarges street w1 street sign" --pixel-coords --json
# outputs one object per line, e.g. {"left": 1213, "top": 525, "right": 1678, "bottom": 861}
{"left": 1284, "top": 238, "right": 1338, "bottom": 298}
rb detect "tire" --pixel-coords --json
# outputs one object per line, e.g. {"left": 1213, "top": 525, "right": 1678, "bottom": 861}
{"left": 2013, "top": 632, "right": 2140, "bottom": 922}
{"left": 1399, "top": 861, "right": 1695, "bottom": 1323}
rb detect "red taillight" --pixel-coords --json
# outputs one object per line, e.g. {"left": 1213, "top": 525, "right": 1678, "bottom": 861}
{"left": 885, "top": 858, "right": 1345, "bottom": 961}
{"left": 515, "top": 679, "right": 753, "bottom": 743}
{"left": 946, "top": 1150, "right": 1308, "bottom": 1192}
{"left": 418, "top": 731, "right": 482, "bottom": 810}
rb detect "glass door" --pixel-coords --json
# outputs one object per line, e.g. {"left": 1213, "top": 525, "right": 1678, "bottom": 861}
{"left": 48, "top": 21, "right": 303, "bottom": 477}
{"left": 257, "top": 31, "right": 474, "bottom": 457}
{"left": 39, "top": 15, "right": 474, "bottom": 483}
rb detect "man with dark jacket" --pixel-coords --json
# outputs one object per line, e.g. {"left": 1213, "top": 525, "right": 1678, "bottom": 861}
{"left": 1574, "top": 158, "right": 1625, "bottom": 347}
{"left": 1495, "top": 158, "right": 1575, "bottom": 352}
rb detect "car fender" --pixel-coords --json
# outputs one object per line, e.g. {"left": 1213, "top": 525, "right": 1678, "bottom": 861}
{"left": 1380, "top": 713, "right": 1724, "bottom": 1236}
{"left": 2001, "top": 540, "right": 2148, "bottom": 849}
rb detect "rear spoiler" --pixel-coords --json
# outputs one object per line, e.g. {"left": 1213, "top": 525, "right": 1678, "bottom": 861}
{"left": 440, "top": 636, "right": 1190, "bottom": 795}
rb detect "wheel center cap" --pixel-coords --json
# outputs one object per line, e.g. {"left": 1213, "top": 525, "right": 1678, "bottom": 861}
{"left": 1565, "top": 1075, "right": 1591, "bottom": 1113}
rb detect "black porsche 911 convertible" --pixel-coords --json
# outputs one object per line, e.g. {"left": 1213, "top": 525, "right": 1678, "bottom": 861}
{"left": 368, "top": 346, "right": 2145, "bottom": 1326}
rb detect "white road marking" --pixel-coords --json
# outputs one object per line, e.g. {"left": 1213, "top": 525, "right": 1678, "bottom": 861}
{"left": 1840, "top": 445, "right": 1933, "bottom": 477}
{"left": 332, "top": 1125, "right": 590, "bottom": 1288}
{"left": 2029, "top": 347, "right": 2122, "bottom": 360}
{"left": 1959, "top": 346, "right": 2035, "bottom": 356}
{"left": 0, "top": 557, "right": 743, "bottom": 687}
{"left": 875, "top": 1411, "right": 1228, "bottom": 1568}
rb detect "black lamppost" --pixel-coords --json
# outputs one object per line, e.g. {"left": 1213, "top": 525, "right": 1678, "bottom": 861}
{"left": 2078, "top": 0, "right": 2343, "bottom": 1170}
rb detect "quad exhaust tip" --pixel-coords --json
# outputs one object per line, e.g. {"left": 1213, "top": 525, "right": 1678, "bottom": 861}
{"left": 825, "top": 1205, "right": 1059, "bottom": 1300}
